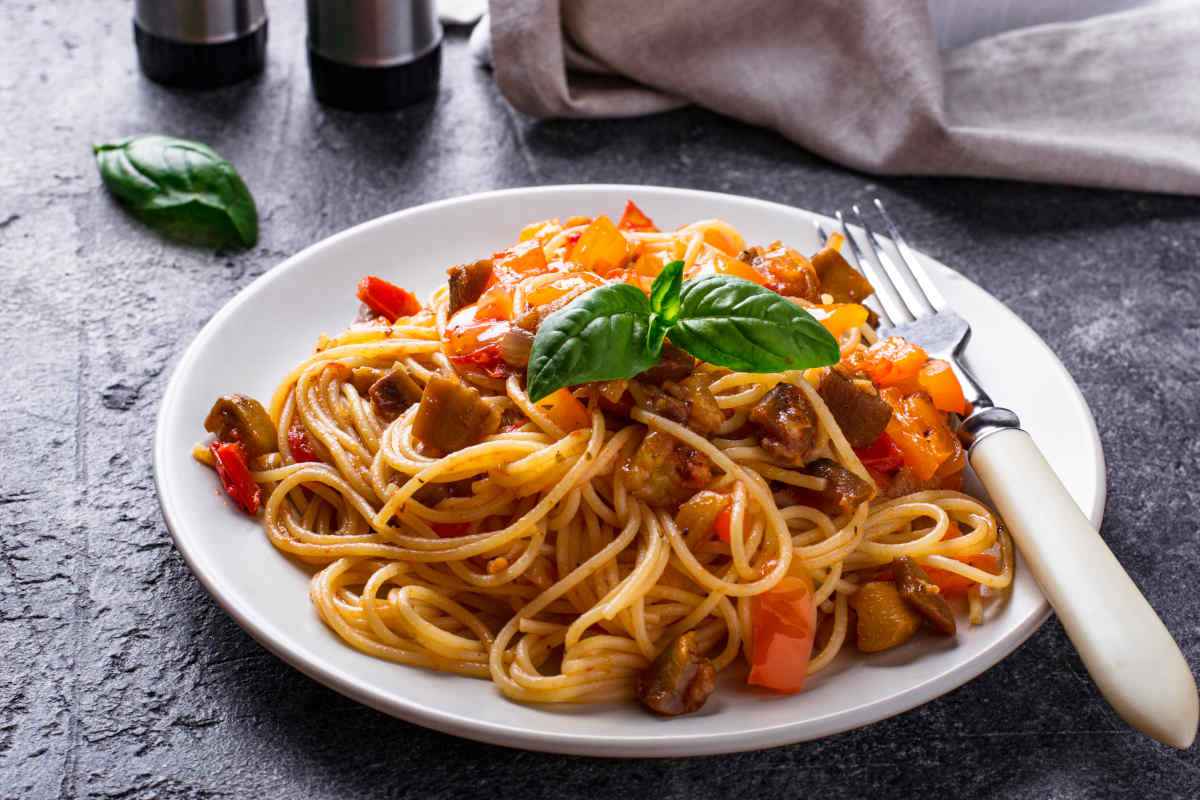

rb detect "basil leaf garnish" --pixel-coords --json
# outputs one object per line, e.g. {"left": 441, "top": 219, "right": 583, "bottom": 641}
{"left": 649, "top": 260, "right": 684, "bottom": 324}
{"left": 527, "top": 283, "right": 659, "bottom": 402}
{"left": 94, "top": 135, "right": 258, "bottom": 248}
{"left": 668, "top": 276, "right": 841, "bottom": 372}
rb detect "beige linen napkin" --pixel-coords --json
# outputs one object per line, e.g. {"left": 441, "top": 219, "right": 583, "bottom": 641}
{"left": 489, "top": 0, "right": 1200, "bottom": 194}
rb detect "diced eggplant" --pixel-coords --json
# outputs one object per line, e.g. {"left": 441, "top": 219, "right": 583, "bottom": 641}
{"left": 812, "top": 245, "right": 875, "bottom": 304}
{"left": 447, "top": 259, "right": 494, "bottom": 314}
{"left": 749, "top": 383, "right": 816, "bottom": 466}
{"left": 368, "top": 364, "right": 424, "bottom": 421}
{"left": 850, "top": 581, "right": 922, "bottom": 653}
{"left": 894, "top": 556, "right": 956, "bottom": 635}
{"left": 802, "top": 458, "right": 875, "bottom": 516}
{"left": 636, "top": 632, "right": 717, "bottom": 716}
{"left": 624, "top": 431, "right": 717, "bottom": 509}
{"left": 204, "top": 394, "right": 277, "bottom": 457}
{"left": 817, "top": 370, "right": 892, "bottom": 448}
{"left": 411, "top": 375, "right": 500, "bottom": 453}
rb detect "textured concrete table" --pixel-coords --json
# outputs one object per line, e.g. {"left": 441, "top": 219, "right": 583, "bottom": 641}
{"left": 3, "top": 4, "right": 1198, "bottom": 799}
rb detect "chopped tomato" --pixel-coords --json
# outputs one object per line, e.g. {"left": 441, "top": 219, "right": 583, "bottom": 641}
{"left": 918, "top": 359, "right": 967, "bottom": 415}
{"left": 494, "top": 240, "right": 548, "bottom": 278}
{"left": 854, "top": 433, "right": 905, "bottom": 474}
{"left": 853, "top": 337, "right": 928, "bottom": 388}
{"left": 535, "top": 388, "right": 590, "bottom": 432}
{"left": 748, "top": 573, "right": 817, "bottom": 693}
{"left": 356, "top": 276, "right": 421, "bottom": 322}
{"left": 209, "top": 441, "right": 261, "bottom": 515}
{"left": 287, "top": 424, "right": 319, "bottom": 463}
{"left": 617, "top": 200, "right": 657, "bottom": 232}
{"left": 817, "top": 303, "right": 870, "bottom": 339}
{"left": 474, "top": 282, "right": 514, "bottom": 321}
{"left": 444, "top": 306, "right": 512, "bottom": 377}
{"left": 713, "top": 504, "right": 733, "bottom": 543}
{"left": 570, "top": 216, "right": 629, "bottom": 273}
{"left": 431, "top": 521, "right": 473, "bottom": 537}
{"left": 881, "top": 388, "right": 960, "bottom": 481}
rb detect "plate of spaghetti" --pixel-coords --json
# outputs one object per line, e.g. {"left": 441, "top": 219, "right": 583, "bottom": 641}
{"left": 154, "top": 185, "right": 1104, "bottom": 756}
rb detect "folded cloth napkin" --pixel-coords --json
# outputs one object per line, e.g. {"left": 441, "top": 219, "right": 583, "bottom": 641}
{"left": 488, "top": 0, "right": 1200, "bottom": 194}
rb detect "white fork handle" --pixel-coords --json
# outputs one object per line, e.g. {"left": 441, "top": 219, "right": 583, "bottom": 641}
{"left": 971, "top": 428, "right": 1198, "bottom": 749}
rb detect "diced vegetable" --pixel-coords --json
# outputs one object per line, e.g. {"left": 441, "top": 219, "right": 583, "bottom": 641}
{"left": 637, "top": 632, "right": 717, "bottom": 716}
{"left": 494, "top": 239, "right": 548, "bottom": 276}
{"left": 447, "top": 259, "right": 495, "bottom": 314}
{"left": 535, "top": 388, "right": 590, "bottom": 432}
{"left": 703, "top": 227, "right": 740, "bottom": 257}
{"left": 880, "top": 388, "right": 960, "bottom": 481}
{"left": 818, "top": 370, "right": 892, "bottom": 448}
{"left": 850, "top": 581, "right": 922, "bottom": 652}
{"left": 894, "top": 556, "right": 956, "bottom": 635}
{"left": 708, "top": 252, "right": 769, "bottom": 286}
{"left": 356, "top": 276, "right": 421, "bottom": 322}
{"left": 811, "top": 245, "right": 875, "bottom": 304}
{"left": 617, "top": 200, "right": 657, "bottom": 232}
{"left": 853, "top": 432, "right": 905, "bottom": 474}
{"left": 748, "top": 573, "right": 817, "bottom": 693}
{"left": 817, "top": 303, "right": 870, "bottom": 339}
{"left": 209, "top": 441, "right": 261, "bottom": 515}
{"left": 675, "top": 490, "right": 729, "bottom": 540}
{"left": 287, "top": 423, "right": 319, "bottom": 463}
{"left": 368, "top": 364, "right": 424, "bottom": 420}
{"left": 917, "top": 359, "right": 967, "bottom": 415}
{"left": 853, "top": 337, "right": 928, "bottom": 388}
{"left": 570, "top": 215, "right": 629, "bottom": 273}
{"left": 412, "top": 376, "right": 501, "bottom": 453}
{"left": 204, "top": 394, "right": 278, "bottom": 456}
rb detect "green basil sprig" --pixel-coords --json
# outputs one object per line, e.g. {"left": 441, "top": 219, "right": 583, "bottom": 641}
{"left": 94, "top": 135, "right": 258, "bottom": 248}
{"left": 527, "top": 261, "right": 840, "bottom": 401}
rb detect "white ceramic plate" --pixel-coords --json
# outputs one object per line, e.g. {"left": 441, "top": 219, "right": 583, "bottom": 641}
{"left": 154, "top": 185, "right": 1105, "bottom": 757}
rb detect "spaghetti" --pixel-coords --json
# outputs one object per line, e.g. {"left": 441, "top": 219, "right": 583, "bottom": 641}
{"left": 195, "top": 202, "right": 1013, "bottom": 713}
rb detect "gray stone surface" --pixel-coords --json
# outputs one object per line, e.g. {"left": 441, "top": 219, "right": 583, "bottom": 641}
{"left": 2, "top": 3, "right": 1198, "bottom": 798}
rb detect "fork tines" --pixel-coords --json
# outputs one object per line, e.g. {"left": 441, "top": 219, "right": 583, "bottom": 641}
{"left": 815, "top": 200, "right": 948, "bottom": 328}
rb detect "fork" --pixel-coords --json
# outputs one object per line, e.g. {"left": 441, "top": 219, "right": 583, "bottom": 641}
{"left": 818, "top": 199, "right": 1198, "bottom": 749}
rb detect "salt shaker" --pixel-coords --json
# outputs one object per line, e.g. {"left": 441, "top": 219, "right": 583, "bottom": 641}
{"left": 307, "top": 0, "right": 442, "bottom": 111}
{"left": 134, "top": 0, "right": 268, "bottom": 89}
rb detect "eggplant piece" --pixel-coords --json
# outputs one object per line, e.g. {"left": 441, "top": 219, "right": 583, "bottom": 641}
{"left": 636, "top": 632, "right": 717, "bottom": 716}
{"left": 412, "top": 375, "right": 500, "bottom": 453}
{"left": 204, "top": 394, "right": 277, "bottom": 457}
{"left": 802, "top": 458, "right": 875, "bottom": 516}
{"left": 850, "top": 581, "right": 922, "bottom": 653}
{"left": 894, "top": 556, "right": 956, "bottom": 635}
{"left": 368, "top": 364, "right": 424, "bottom": 421}
{"left": 817, "top": 370, "right": 892, "bottom": 448}
{"left": 447, "top": 259, "right": 494, "bottom": 314}
{"left": 749, "top": 383, "right": 816, "bottom": 466}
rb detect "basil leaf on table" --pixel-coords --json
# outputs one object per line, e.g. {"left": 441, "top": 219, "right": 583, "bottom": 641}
{"left": 668, "top": 275, "right": 841, "bottom": 372}
{"left": 93, "top": 135, "right": 258, "bottom": 248}
{"left": 527, "top": 283, "right": 659, "bottom": 402}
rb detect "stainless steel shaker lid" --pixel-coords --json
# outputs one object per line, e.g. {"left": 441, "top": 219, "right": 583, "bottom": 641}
{"left": 307, "top": 0, "right": 442, "bottom": 68}
{"left": 135, "top": 0, "right": 266, "bottom": 45}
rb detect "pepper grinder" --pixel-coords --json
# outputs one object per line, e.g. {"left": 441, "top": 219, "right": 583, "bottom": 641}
{"left": 307, "top": 0, "right": 442, "bottom": 111}
{"left": 134, "top": 0, "right": 268, "bottom": 89}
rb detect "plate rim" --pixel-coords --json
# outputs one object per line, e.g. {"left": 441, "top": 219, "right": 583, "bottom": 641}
{"left": 153, "top": 184, "right": 1106, "bottom": 757}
